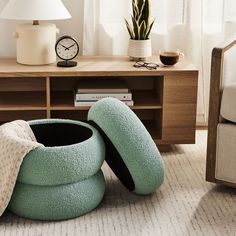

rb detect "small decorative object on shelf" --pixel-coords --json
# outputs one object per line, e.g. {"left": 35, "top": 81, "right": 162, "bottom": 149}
{"left": 125, "top": 0, "right": 154, "bottom": 61}
{"left": 159, "top": 49, "right": 185, "bottom": 66}
{"left": 55, "top": 35, "right": 79, "bottom": 67}
{"left": 75, "top": 79, "right": 134, "bottom": 107}
{"left": 133, "top": 61, "right": 159, "bottom": 70}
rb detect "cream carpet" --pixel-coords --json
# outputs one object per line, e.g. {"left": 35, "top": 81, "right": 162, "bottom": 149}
{"left": 1, "top": 130, "right": 236, "bottom": 236}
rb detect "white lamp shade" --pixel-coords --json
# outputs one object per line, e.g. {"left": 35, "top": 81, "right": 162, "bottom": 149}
{"left": 0, "top": 0, "right": 71, "bottom": 20}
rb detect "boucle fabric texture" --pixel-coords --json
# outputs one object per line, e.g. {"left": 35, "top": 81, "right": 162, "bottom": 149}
{"left": 0, "top": 120, "right": 43, "bottom": 216}
{"left": 88, "top": 97, "right": 164, "bottom": 195}
{"left": 216, "top": 123, "right": 236, "bottom": 183}
{"left": 8, "top": 171, "right": 106, "bottom": 221}
{"left": 221, "top": 84, "right": 236, "bottom": 122}
{"left": 18, "top": 119, "right": 105, "bottom": 186}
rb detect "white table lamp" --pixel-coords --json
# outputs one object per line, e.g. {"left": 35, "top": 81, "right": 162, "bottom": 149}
{"left": 0, "top": 0, "right": 71, "bottom": 65}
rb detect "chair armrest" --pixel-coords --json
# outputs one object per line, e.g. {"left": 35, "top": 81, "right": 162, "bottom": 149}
{"left": 206, "top": 34, "right": 236, "bottom": 182}
{"left": 213, "top": 34, "right": 236, "bottom": 58}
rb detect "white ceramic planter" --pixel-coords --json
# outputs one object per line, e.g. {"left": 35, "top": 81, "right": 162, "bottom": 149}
{"left": 128, "top": 39, "right": 152, "bottom": 61}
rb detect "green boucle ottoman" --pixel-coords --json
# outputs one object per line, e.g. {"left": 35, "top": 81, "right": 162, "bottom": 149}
{"left": 88, "top": 97, "right": 164, "bottom": 195}
{"left": 8, "top": 171, "right": 105, "bottom": 221}
{"left": 17, "top": 119, "right": 105, "bottom": 186}
{"left": 10, "top": 96, "right": 164, "bottom": 221}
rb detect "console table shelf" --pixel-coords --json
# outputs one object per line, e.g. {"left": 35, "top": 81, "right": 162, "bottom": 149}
{"left": 50, "top": 90, "right": 162, "bottom": 110}
{"left": 0, "top": 56, "right": 198, "bottom": 145}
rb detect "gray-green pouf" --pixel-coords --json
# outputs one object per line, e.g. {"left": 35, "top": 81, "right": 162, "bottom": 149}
{"left": 88, "top": 97, "right": 164, "bottom": 195}
{"left": 8, "top": 171, "right": 105, "bottom": 221}
{"left": 17, "top": 119, "right": 105, "bottom": 186}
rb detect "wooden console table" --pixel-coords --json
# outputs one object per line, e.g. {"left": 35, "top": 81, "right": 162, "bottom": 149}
{"left": 0, "top": 56, "right": 198, "bottom": 145}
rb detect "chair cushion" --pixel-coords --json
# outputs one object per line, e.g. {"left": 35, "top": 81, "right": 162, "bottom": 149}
{"left": 17, "top": 119, "right": 105, "bottom": 186}
{"left": 88, "top": 97, "right": 164, "bottom": 195}
{"left": 8, "top": 171, "right": 105, "bottom": 221}
{"left": 216, "top": 123, "right": 236, "bottom": 183}
{"left": 221, "top": 84, "right": 236, "bottom": 122}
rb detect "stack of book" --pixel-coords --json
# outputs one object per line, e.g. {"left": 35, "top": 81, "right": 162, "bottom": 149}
{"left": 74, "top": 79, "right": 134, "bottom": 106}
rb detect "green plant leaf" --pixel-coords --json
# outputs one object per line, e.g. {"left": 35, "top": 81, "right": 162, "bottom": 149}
{"left": 126, "top": 0, "right": 153, "bottom": 40}
{"left": 132, "top": 0, "right": 141, "bottom": 21}
{"left": 125, "top": 18, "right": 135, "bottom": 39}
{"left": 134, "top": 6, "right": 140, "bottom": 21}
{"left": 139, "top": 20, "right": 146, "bottom": 40}
{"left": 138, "top": 0, "right": 146, "bottom": 25}
{"left": 132, "top": 0, "right": 138, "bottom": 20}
{"left": 143, "top": 0, "right": 150, "bottom": 26}
{"left": 132, "top": 16, "right": 140, "bottom": 39}
{"left": 145, "top": 19, "right": 155, "bottom": 39}
{"left": 137, "top": 0, "right": 144, "bottom": 12}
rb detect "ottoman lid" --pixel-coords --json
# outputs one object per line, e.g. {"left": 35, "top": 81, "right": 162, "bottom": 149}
{"left": 88, "top": 97, "right": 164, "bottom": 195}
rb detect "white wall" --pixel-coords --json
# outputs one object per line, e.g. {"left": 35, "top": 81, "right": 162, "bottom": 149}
{"left": 0, "top": 0, "right": 84, "bottom": 56}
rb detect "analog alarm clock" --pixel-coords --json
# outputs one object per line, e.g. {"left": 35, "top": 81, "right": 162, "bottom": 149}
{"left": 55, "top": 35, "right": 79, "bottom": 67}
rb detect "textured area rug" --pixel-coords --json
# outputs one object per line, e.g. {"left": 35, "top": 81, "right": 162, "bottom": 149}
{"left": 1, "top": 131, "right": 236, "bottom": 236}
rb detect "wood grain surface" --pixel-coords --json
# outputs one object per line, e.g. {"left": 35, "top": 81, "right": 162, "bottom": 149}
{"left": 0, "top": 56, "right": 198, "bottom": 145}
{"left": 0, "top": 56, "right": 197, "bottom": 77}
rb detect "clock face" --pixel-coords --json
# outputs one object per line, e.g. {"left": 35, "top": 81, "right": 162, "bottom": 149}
{"left": 55, "top": 36, "right": 79, "bottom": 61}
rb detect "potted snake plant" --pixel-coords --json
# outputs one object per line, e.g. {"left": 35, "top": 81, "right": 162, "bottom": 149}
{"left": 125, "top": 0, "right": 154, "bottom": 60}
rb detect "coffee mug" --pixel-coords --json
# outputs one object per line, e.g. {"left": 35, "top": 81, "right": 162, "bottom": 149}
{"left": 159, "top": 49, "right": 184, "bottom": 66}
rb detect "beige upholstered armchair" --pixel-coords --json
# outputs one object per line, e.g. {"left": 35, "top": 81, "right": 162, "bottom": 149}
{"left": 206, "top": 35, "right": 236, "bottom": 187}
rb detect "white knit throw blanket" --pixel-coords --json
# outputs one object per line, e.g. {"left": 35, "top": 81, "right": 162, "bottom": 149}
{"left": 0, "top": 120, "right": 43, "bottom": 216}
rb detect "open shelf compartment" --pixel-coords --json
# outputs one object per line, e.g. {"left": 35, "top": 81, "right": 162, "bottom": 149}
{"left": 0, "top": 91, "right": 46, "bottom": 109}
{"left": 0, "top": 77, "right": 46, "bottom": 109}
{"left": 50, "top": 76, "right": 163, "bottom": 111}
{"left": 50, "top": 90, "right": 162, "bottom": 110}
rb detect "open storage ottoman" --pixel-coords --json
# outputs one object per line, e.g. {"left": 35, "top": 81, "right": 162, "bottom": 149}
{"left": 7, "top": 98, "right": 164, "bottom": 221}
{"left": 8, "top": 119, "right": 106, "bottom": 221}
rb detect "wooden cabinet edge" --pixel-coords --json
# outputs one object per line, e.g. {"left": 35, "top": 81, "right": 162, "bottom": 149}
{"left": 0, "top": 57, "right": 198, "bottom": 146}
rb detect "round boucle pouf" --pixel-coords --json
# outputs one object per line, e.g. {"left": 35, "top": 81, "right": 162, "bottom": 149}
{"left": 88, "top": 98, "right": 164, "bottom": 195}
{"left": 17, "top": 119, "right": 105, "bottom": 186}
{"left": 8, "top": 171, "right": 105, "bottom": 221}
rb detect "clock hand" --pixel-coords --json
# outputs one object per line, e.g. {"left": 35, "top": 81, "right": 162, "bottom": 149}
{"left": 67, "top": 43, "right": 76, "bottom": 50}
{"left": 59, "top": 43, "right": 69, "bottom": 50}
